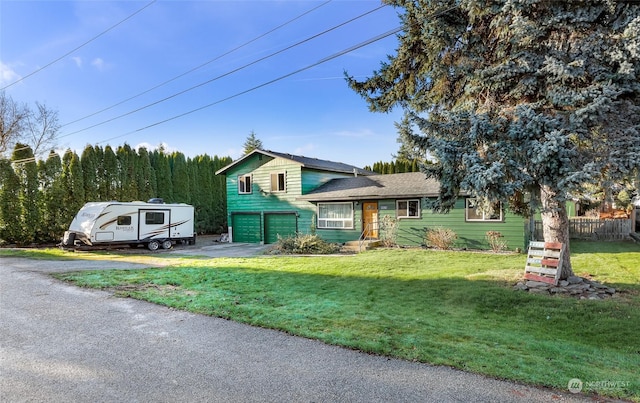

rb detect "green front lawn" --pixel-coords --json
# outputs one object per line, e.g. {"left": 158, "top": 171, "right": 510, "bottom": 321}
{"left": 19, "top": 241, "right": 640, "bottom": 400}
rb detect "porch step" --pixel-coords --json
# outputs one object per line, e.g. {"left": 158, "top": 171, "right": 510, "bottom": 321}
{"left": 341, "top": 239, "right": 382, "bottom": 253}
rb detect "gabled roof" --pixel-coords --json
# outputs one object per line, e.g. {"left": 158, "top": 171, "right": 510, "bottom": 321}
{"left": 215, "top": 149, "right": 374, "bottom": 176}
{"left": 298, "top": 172, "right": 441, "bottom": 201}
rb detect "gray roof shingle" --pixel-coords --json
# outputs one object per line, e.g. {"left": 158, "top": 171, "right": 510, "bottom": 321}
{"left": 265, "top": 150, "right": 374, "bottom": 175}
{"left": 215, "top": 149, "right": 374, "bottom": 176}
{"left": 299, "top": 172, "right": 441, "bottom": 201}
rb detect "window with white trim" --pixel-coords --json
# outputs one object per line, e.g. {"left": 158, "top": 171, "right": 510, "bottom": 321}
{"left": 270, "top": 172, "right": 286, "bottom": 192}
{"left": 465, "top": 198, "right": 503, "bottom": 221}
{"left": 397, "top": 199, "right": 420, "bottom": 218}
{"left": 238, "top": 174, "right": 252, "bottom": 194}
{"left": 317, "top": 202, "right": 354, "bottom": 229}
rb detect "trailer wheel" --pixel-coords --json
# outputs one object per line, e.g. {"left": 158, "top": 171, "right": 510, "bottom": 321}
{"left": 147, "top": 240, "right": 160, "bottom": 251}
{"left": 161, "top": 240, "right": 172, "bottom": 249}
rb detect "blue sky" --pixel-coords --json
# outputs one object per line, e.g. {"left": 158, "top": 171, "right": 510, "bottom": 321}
{"left": 1, "top": 0, "right": 405, "bottom": 168}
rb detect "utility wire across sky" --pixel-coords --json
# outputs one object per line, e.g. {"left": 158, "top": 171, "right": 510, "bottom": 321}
{"left": 59, "top": 3, "right": 388, "bottom": 139}
{"left": 9, "top": 5, "right": 460, "bottom": 166}
{"left": 1, "top": 0, "right": 157, "bottom": 91}
{"left": 9, "top": 23, "right": 400, "bottom": 166}
{"left": 7, "top": 0, "right": 334, "bottom": 157}
{"left": 60, "top": 0, "right": 334, "bottom": 128}
{"left": 95, "top": 25, "right": 405, "bottom": 147}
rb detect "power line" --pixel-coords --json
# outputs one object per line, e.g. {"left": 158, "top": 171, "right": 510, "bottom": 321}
{"left": 1, "top": 0, "right": 157, "bottom": 91}
{"left": 6, "top": 0, "right": 334, "bottom": 157}
{"left": 92, "top": 4, "right": 460, "bottom": 146}
{"left": 59, "top": 3, "right": 388, "bottom": 139}
{"left": 10, "top": 5, "right": 459, "bottom": 166}
{"left": 95, "top": 25, "right": 405, "bottom": 146}
{"left": 61, "top": 0, "right": 333, "bottom": 128}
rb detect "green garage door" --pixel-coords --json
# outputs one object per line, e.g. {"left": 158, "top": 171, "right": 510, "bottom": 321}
{"left": 231, "top": 213, "right": 261, "bottom": 243}
{"left": 264, "top": 213, "right": 297, "bottom": 244}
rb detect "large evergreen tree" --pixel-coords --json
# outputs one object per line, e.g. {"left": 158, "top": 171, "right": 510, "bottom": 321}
{"left": 211, "top": 155, "right": 232, "bottom": 232}
{"left": 0, "top": 158, "right": 22, "bottom": 244}
{"left": 93, "top": 145, "right": 105, "bottom": 200}
{"left": 136, "top": 147, "right": 156, "bottom": 201}
{"left": 61, "top": 150, "right": 85, "bottom": 226}
{"left": 11, "top": 143, "right": 40, "bottom": 244}
{"left": 243, "top": 130, "right": 263, "bottom": 155}
{"left": 192, "top": 155, "right": 214, "bottom": 233}
{"left": 81, "top": 145, "right": 99, "bottom": 200}
{"left": 102, "top": 146, "right": 118, "bottom": 201}
{"left": 171, "top": 152, "right": 190, "bottom": 203}
{"left": 116, "top": 144, "right": 138, "bottom": 201}
{"left": 152, "top": 147, "right": 173, "bottom": 202}
{"left": 38, "top": 151, "right": 66, "bottom": 241}
{"left": 348, "top": 0, "right": 640, "bottom": 278}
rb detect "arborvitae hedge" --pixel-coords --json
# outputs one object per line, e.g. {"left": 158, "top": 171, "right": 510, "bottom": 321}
{"left": 364, "top": 159, "right": 422, "bottom": 175}
{"left": 0, "top": 143, "right": 232, "bottom": 245}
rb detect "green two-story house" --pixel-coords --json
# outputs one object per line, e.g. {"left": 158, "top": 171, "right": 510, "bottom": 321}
{"left": 215, "top": 149, "right": 374, "bottom": 244}
{"left": 216, "top": 149, "right": 527, "bottom": 250}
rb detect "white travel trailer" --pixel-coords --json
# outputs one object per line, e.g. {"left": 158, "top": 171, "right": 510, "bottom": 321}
{"left": 62, "top": 200, "right": 196, "bottom": 250}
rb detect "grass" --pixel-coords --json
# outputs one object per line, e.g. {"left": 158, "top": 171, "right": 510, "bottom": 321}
{"left": 5, "top": 241, "right": 639, "bottom": 400}
{"left": 0, "top": 246, "right": 206, "bottom": 266}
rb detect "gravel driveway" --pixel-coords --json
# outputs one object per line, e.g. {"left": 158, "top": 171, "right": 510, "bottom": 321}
{"left": 0, "top": 244, "right": 604, "bottom": 402}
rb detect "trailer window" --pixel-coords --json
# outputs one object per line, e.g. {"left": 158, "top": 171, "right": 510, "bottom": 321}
{"left": 145, "top": 212, "right": 165, "bottom": 225}
{"left": 117, "top": 216, "right": 131, "bottom": 225}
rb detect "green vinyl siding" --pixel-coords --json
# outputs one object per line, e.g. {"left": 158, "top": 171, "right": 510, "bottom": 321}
{"left": 299, "top": 170, "right": 369, "bottom": 244}
{"left": 223, "top": 157, "right": 344, "bottom": 243}
{"left": 376, "top": 198, "right": 525, "bottom": 250}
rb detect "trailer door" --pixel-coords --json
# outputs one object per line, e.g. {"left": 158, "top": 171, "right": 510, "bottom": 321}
{"left": 139, "top": 209, "right": 170, "bottom": 240}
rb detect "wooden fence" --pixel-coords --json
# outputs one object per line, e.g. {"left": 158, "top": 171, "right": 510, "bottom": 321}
{"left": 533, "top": 218, "right": 633, "bottom": 241}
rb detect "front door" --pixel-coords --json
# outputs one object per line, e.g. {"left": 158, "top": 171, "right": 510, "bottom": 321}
{"left": 362, "top": 201, "right": 378, "bottom": 239}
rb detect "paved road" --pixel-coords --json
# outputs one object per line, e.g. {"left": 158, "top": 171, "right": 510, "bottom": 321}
{"left": 0, "top": 247, "right": 604, "bottom": 402}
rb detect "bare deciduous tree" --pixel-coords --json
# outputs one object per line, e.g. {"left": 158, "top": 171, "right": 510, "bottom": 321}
{"left": 0, "top": 91, "right": 60, "bottom": 159}
{"left": 0, "top": 91, "right": 28, "bottom": 156}
{"left": 25, "top": 102, "right": 60, "bottom": 158}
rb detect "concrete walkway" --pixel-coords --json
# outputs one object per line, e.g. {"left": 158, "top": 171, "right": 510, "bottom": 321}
{"left": 0, "top": 253, "right": 603, "bottom": 402}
